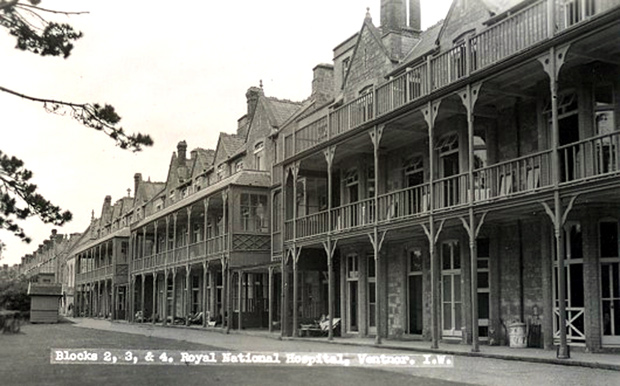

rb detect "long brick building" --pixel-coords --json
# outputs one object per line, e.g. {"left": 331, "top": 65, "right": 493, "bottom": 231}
{"left": 16, "top": 0, "right": 620, "bottom": 355}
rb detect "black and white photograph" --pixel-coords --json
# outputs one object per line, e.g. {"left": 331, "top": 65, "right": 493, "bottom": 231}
{"left": 1, "top": 0, "right": 620, "bottom": 385}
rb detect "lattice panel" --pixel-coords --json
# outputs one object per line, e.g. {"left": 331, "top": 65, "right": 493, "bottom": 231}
{"left": 232, "top": 234, "right": 270, "bottom": 250}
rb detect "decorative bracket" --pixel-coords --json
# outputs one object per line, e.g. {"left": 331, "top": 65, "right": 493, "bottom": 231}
{"left": 422, "top": 100, "right": 442, "bottom": 130}
{"left": 368, "top": 230, "right": 387, "bottom": 259}
{"left": 537, "top": 44, "right": 571, "bottom": 80}
{"left": 323, "top": 146, "right": 336, "bottom": 169}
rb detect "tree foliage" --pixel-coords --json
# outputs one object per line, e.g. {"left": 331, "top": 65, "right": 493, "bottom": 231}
{"left": 0, "top": 0, "right": 153, "bottom": 245}
{"left": 0, "top": 150, "right": 72, "bottom": 243}
{"left": 0, "top": 275, "right": 30, "bottom": 313}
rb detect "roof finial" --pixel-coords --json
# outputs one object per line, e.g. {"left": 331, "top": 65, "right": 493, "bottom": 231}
{"left": 91, "top": 210, "right": 94, "bottom": 220}
{"left": 259, "top": 79, "right": 263, "bottom": 89}
{"left": 127, "top": 188, "right": 131, "bottom": 197}
{"left": 365, "top": 7, "right": 371, "bottom": 21}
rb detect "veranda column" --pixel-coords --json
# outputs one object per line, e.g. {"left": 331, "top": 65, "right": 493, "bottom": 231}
{"left": 163, "top": 216, "right": 170, "bottom": 326}
{"left": 130, "top": 275, "right": 136, "bottom": 323}
{"left": 324, "top": 146, "right": 337, "bottom": 340}
{"left": 202, "top": 261, "right": 209, "bottom": 328}
{"left": 185, "top": 265, "right": 192, "bottom": 326}
{"left": 423, "top": 100, "right": 441, "bottom": 349}
{"left": 140, "top": 274, "right": 145, "bottom": 323}
{"left": 172, "top": 268, "right": 177, "bottom": 323}
{"left": 238, "top": 271, "right": 243, "bottom": 331}
{"left": 458, "top": 84, "right": 483, "bottom": 352}
{"left": 291, "top": 162, "right": 300, "bottom": 336}
{"left": 152, "top": 272, "right": 158, "bottom": 324}
{"left": 369, "top": 126, "right": 384, "bottom": 344}
{"left": 538, "top": 45, "right": 571, "bottom": 359}
{"left": 163, "top": 269, "right": 169, "bottom": 326}
{"left": 268, "top": 266, "right": 274, "bottom": 333}
{"left": 172, "top": 213, "right": 178, "bottom": 322}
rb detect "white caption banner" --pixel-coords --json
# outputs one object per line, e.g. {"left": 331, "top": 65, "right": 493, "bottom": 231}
{"left": 51, "top": 349, "right": 454, "bottom": 367}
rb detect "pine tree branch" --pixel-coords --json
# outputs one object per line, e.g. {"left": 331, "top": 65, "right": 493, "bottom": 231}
{"left": 15, "top": 3, "right": 89, "bottom": 16}
{"left": 0, "top": 85, "right": 153, "bottom": 152}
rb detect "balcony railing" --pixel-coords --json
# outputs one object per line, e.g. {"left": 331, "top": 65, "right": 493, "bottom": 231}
{"left": 331, "top": 197, "right": 375, "bottom": 232}
{"left": 377, "top": 183, "right": 430, "bottom": 222}
{"left": 433, "top": 173, "right": 469, "bottom": 210}
{"left": 559, "top": 130, "right": 620, "bottom": 183}
{"left": 296, "top": 211, "right": 329, "bottom": 239}
{"left": 206, "top": 235, "right": 227, "bottom": 255}
{"left": 287, "top": 0, "right": 616, "bottom": 160}
{"left": 473, "top": 150, "right": 553, "bottom": 201}
{"left": 329, "top": 92, "right": 374, "bottom": 138}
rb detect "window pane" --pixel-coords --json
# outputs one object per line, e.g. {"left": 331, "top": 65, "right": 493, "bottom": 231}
{"left": 477, "top": 272, "right": 489, "bottom": 289}
{"left": 453, "top": 242, "right": 461, "bottom": 270}
{"left": 368, "top": 256, "right": 376, "bottom": 278}
{"left": 443, "top": 304, "right": 452, "bottom": 330}
{"left": 410, "top": 250, "right": 422, "bottom": 272}
{"left": 570, "top": 265, "right": 584, "bottom": 307}
{"left": 443, "top": 276, "right": 452, "bottom": 302}
{"left": 442, "top": 244, "right": 451, "bottom": 270}
{"left": 477, "top": 238, "right": 490, "bottom": 257}
{"left": 600, "top": 222, "right": 619, "bottom": 258}
{"left": 478, "top": 292, "right": 489, "bottom": 319}
{"left": 454, "top": 275, "right": 461, "bottom": 302}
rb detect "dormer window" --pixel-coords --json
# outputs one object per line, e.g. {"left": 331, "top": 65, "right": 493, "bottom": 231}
{"left": 235, "top": 160, "right": 244, "bottom": 172}
{"left": 217, "top": 164, "right": 225, "bottom": 181}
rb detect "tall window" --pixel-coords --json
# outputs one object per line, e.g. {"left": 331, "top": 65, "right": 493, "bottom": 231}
{"left": 241, "top": 193, "right": 268, "bottom": 232}
{"left": 217, "top": 164, "right": 225, "bottom": 181}
{"left": 254, "top": 142, "right": 265, "bottom": 171}
{"left": 477, "top": 238, "right": 490, "bottom": 339}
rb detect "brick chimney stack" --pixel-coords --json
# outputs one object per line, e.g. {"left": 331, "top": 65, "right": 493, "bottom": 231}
{"left": 134, "top": 173, "right": 142, "bottom": 199}
{"left": 312, "top": 64, "right": 334, "bottom": 106}
{"left": 381, "top": 0, "right": 407, "bottom": 32}
{"left": 409, "top": 0, "right": 421, "bottom": 31}
{"left": 177, "top": 141, "right": 187, "bottom": 166}
{"left": 246, "top": 86, "right": 263, "bottom": 118}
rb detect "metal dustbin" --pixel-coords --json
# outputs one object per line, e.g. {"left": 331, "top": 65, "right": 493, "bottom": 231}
{"left": 508, "top": 322, "right": 527, "bottom": 348}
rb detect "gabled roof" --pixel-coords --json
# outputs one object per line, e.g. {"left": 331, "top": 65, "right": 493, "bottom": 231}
{"left": 265, "top": 97, "right": 303, "bottom": 128}
{"left": 133, "top": 170, "right": 271, "bottom": 229}
{"left": 190, "top": 148, "right": 215, "bottom": 179}
{"left": 393, "top": 20, "right": 444, "bottom": 73}
{"left": 342, "top": 14, "right": 395, "bottom": 89}
{"left": 140, "top": 180, "right": 165, "bottom": 203}
{"left": 214, "top": 132, "right": 245, "bottom": 166}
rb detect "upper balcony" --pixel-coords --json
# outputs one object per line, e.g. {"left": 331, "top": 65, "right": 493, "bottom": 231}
{"left": 283, "top": 0, "right": 619, "bottom": 161}
{"left": 131, "top": 170, "right": 272, "bottom": 273}
{"left": 285, "top": 129, "right": 620, "bottom": 242}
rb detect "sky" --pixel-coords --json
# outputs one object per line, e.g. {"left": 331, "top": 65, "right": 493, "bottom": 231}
{"left": 0, "top": 0, "right": 453, "bottom": 266}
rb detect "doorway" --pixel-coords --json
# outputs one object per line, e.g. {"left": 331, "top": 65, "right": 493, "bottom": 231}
{"left": 600, "top": 220, "right": 620, "bottom": 345}
{"left": 408, "top": 249, "right": 423, "bottom": 335}
{"left": 441, "top": 240, "right": 462, "bottom": 337}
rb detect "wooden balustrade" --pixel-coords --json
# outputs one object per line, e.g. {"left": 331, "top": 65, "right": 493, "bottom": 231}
{"left": 433, "top": 173, "right": 469, "bottom": 210}
{"left": 473, "top": 150, "right": 553, "bottom": 201}
{"left": 431, "top": 43, "right": 467, "bottom": 90}
{"left": 283, "top": 0, "right": 616, "bottom": 160}
{"left": 559, "top": 131, "right": 620, "bottom": 183}
{"left": 471, "top": 0, "right": 548, "bottom": 72}
{"left": 377, "top": 183, "right": 430, "bottom": 221}
{"left": 295, "top": 211, "right": 329, "bottom": 239}
{"left": 295, "top": 116, "right": 328, "bottom": 154}
{"left": 331, "top": 197, "right": 375, "bottom": 232}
